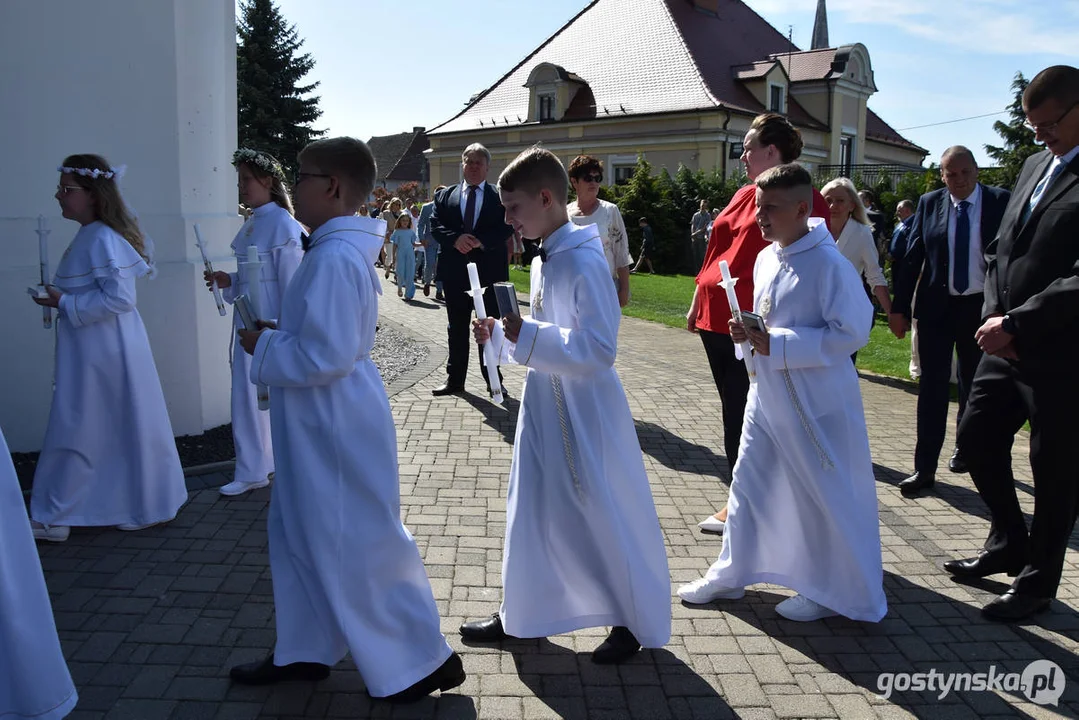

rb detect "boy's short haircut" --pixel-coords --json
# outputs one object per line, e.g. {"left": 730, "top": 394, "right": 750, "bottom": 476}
{"left": 754, "top": 163, "right": 813, "bottom": 202}
{"left": 298, "top": 137, "right": 377, "bottom": 209}
{"left": 498, "top": 146, "right": 568, "bottom": 202}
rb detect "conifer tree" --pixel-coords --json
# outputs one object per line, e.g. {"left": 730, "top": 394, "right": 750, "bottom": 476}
{"left": 237, "top": 0, "right": 324, "bottom": 175}
{"left": 984, "top": 72, "right": 1038, "bottom": 189}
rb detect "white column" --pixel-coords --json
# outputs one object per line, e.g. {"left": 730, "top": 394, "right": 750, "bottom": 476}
{"left": 0, "top": 0, "right": 240, "bottom": 451}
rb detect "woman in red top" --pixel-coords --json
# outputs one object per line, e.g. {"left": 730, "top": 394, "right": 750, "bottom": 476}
{"left": 687, "top": 113, "right": 831, "bottom": 534}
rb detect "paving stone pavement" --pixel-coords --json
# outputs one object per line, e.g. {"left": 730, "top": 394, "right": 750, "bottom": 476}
{"left": 35, "top": 276, "right": 1079, "bottom": 720}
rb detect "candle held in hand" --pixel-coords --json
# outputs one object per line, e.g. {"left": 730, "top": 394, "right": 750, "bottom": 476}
{"left": 717, "top": 260, "right": 756, "bottom": 379}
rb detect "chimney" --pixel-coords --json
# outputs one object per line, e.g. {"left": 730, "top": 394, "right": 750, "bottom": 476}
{"left": 811, "top": 0, "right": 829, "bottom": 49}
{"left": 689, "top": 0, "right": 720, "bottom": 16}
{"left": 413, "top": 126, "right": 425, "bottom": 133}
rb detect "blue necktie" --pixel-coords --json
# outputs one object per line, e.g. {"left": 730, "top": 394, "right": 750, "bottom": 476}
{"left": 954, "top": 200, "right": 970, "bottom": 294}
{"left": 463, "top": 185, "right": 478, "bottom": 231}
{"left": 1024, "top": 159, "right": 1064, "bottom": 223}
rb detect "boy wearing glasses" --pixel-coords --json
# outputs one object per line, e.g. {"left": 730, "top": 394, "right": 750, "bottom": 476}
{"left": 233, "top": 137, "right": 464, "bottom": 702}
{"left": 567, "top": 155, "right": 632, "bottom": 306}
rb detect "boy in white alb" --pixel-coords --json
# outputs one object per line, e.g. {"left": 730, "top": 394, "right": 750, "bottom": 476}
{"left": 461, "top": 147, "right": 671, "bottom": 663}
{"left": 677, "top": 164, "right": 886, "bottom": 623}
{"left": 231, "top": 137, "right": 464, "bottom": 702}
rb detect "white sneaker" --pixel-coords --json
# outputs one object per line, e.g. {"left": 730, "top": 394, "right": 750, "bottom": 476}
{"left": 775, "top": 594, "right": 838, "bottom": 622}
{"left": 697, "top": 515, "right": 725, "bottom": 534}
{"left": 116, "top": 522, "right": 160, "bottom": 531}
{"left": 677, "top": 578, "right": 745, "bottom": 604}
{"left": 219, "top": 477, "right": 271, "bottom": 497}
{"left": 31, "top": 520, "right": 70, "bottom": 543}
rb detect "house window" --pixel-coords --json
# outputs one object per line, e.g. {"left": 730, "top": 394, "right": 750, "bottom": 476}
{"left": 769, "top": 85, "right": 785, "bottom": 113}
{"left": 613, "top": 165, "right": 636, "bottom": 185}
{"left": 538, "top": 94, "right": 555, "bottom": 122}
{"left": 839, "top": 135, "right": 855, "bottom": 176}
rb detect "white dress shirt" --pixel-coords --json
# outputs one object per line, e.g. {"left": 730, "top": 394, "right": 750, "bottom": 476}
{"left": 947, "top": 182, "right": 985, "bottom": 296}
{"left": 459, "top": 180, "right": 486, "bottom": 226}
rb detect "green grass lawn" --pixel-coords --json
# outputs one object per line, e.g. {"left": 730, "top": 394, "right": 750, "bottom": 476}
{"left": 508, "top": 268, "right": 915, "bottom": 383}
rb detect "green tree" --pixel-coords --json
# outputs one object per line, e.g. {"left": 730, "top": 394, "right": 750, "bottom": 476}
{"left": 984, "top": 72, "right": 1038, "bottom": 190}
{"left": 237, "top": 0, "right": 324, "bottom": 176}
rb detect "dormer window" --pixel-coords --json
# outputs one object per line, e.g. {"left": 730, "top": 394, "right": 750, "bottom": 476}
{"left": 539, "top": 93, "right": 555, "bottom": 122}
{"left": 769, "top": 84, "right": 786, "bottom": 114}
{"left": 524, "top": 62, "right": 590, "bottom": 124}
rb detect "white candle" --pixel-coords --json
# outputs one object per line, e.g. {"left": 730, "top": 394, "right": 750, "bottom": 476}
{"left": 194, "top": 223, "right": 228, "bottom": 316}
{"left": 36, "top": 215, "right": 52, "bottom": 329}
{"left": 718, "top": 260, "right": 756, "bottom": 379}
{"left": 466, "top": 261, "right": 504, "bottom": 405}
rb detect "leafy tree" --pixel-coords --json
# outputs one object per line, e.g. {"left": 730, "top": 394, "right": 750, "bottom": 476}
{"left": 983, "top": 72, "right": 1038, "bottom": 190}
{"left": 237, "top": 0, "right": 324, "bottom": 176}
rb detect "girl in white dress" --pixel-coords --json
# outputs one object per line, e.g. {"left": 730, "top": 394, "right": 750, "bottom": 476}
{"left": 0, "top": 428, "right": 77, "bottom": 718}
{"left": 205, "top": 149, "right": 304, "bottom": 496}
{"left": 29, "top": 154, "right": 188, "bottom": 542}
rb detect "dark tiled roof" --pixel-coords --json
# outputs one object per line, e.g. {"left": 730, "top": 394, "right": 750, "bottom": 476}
{"left": 866, "top": 109, "right": 926, "bottom": 152}
{"left": 367, "top": 129, "right": 429, "bottom": 182}
{"left": 773, "top": 47, "right": 840, "bottom": 82}
{"left": 429, "top": 0, "right": 916, "bottom": 149}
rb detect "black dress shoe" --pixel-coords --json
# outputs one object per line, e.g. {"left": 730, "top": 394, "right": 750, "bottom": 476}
{"left": 459, "top": 613, "right": 511, "bottom": 641}
{"left": 898, "top": 471, "right": 935, "bottom": 497}
{"left": 948, "top": 448, "right": 968, "bottom": 474}
{"left": 982, "top": 590, "right": 1051, "bottom": 622}
{"left": 431, "top": 382, "right": 465, "bottom": 397}
{"left": 943, "top": 551, "right": 1024, "bottom": 579}
{"left": 380, "top": 652, "right": 466, "bottom": 703}
{"left": 229, "top": 654, "right": 330, "bottom": 685}
{"left": 591, "top": 626, "right": 641, "bottom": 665}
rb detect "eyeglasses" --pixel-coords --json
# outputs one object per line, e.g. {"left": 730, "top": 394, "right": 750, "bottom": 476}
{"left": 56, "top": 184, "right": 86, "bottom": 196}
{"left": 578, "top": 173, "right": 603, "bottom": 183}
{"left": 1024, "top": 101, "right": 1078, "bottom": 133}
{"left": 293, "top": 171, "right": 331, "bottom": 186}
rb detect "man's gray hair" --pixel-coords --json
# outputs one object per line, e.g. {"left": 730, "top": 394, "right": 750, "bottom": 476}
{"left": 462, "top": 143, "right": 491, "bottom": 164}
{"left": 897, "top": 199, "right": 915, "bottom": 212}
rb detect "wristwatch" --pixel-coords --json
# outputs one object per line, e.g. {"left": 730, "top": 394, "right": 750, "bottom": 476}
{"left": 1001, "top": 314, "right": 1017, "bottom": 335}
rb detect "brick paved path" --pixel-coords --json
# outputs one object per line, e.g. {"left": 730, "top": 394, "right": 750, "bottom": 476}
{"left": 35, "top": 277, "right": 1078, "bottom": 719}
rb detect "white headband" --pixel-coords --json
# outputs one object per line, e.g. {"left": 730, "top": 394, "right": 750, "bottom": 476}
{"left": 57, "top": 164, "right": 127, "bottom": 181}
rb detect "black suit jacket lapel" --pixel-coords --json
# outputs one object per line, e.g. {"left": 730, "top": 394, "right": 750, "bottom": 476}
{"left": 1031, "top": 156, "right": 1079, "bottom": 218}
{"left": 934, "top": 188, "right": 951, "bottom": 275}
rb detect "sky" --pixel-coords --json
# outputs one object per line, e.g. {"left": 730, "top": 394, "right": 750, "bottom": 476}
{"left": 265, "top": 0, "right": 1079, "bottom": 168}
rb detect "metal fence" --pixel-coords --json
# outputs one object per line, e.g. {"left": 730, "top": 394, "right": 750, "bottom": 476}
{"left": 814, "top": 163, "right": 924, "bottom": 188}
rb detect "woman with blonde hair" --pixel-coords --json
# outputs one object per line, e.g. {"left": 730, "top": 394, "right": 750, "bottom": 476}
{"left": 390, "top": 212, "right": 421, "bottom": 299}
{"left": 203, "top": 148, "right": 304, "bottom": 496}
{"left": 29, "top": 154, "right": 188, "bottom": 542}
{"left": 820, "top": 177, "right": 893, "bottom": 362}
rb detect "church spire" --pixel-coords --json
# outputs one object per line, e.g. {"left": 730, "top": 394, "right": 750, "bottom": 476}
{"left": 811, "top": 0, "right": 829, "bottom": 49}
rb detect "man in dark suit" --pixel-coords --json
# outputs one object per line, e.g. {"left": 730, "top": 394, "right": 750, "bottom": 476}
{"left": 890, "top": 147, "right": 1011, "bottom": 497}
{"left": 942, "top": 65, "right": 1079, "bottom": 621}
{"left": 429, "top": 143, "right": 513, "bottom": 396}
{"left": 888, "top": 199, "right": 915, "bottom": 266}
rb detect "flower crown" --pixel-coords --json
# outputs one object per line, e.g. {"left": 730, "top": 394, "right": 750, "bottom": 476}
{"left": 231, "top": 148, "right": 286, "bottom": 182}
{"left": 57, "top": 164, "right": 127, "bottom": 181}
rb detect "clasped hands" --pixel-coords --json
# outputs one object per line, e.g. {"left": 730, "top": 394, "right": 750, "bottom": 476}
{"left": 729, "top": 317, "right": 769, "bottom": 356}
{"left": 975, "top": 315, "right": 1017, "bottom": 360}
{"left": 238, "top": 320, "right": 277, "bottom": 355}
{"left": 454, "top": 234, "right": 482, "bottom": 254}
{"left": 474, "top": 314, "right": 523, "bottom": 344}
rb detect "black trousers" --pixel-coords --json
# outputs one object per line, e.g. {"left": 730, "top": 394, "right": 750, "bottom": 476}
{"left": 699, "top": 330, "right": 750, "bottom": 471}
{"left": 956, "top": 354, "right": 1079, "bottom": 597}
{"left": 444, "top": 285, "right": 502, "bottom": 390}
{"left": 914, "top": 294, "right": 985, "bottom": 472}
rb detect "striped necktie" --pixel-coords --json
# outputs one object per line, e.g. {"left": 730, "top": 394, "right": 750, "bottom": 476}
{"left": 1024, "top": 159, "right": 1064, "bottom": 223}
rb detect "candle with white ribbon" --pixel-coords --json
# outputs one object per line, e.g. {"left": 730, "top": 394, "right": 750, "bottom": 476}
{"left": 36, "top": 215, "right": 52, "bottom": 329}
{"left": 194, "top": 224, "right": 228, "bottom": 316}
{"left": 466, "top": 261, "right": 503, "bottom": 405}
{"left": 243, "top": 245, "right": 270, "bottom": 411}
{"left": 718, "top": 260, "right": 756, "bottom": 379}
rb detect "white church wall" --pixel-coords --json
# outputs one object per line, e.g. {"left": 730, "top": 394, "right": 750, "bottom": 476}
{"left": 0, "top": 0, "right": 240, "bottom": 451}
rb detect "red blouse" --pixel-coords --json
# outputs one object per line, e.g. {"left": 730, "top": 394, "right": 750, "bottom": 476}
{"left": 694, "top": 185, "right": 831, "bottom": 334}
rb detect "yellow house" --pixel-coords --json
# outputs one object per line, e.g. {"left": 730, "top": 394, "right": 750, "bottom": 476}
{"left": 426, "top": 0, "right": 926, "bottom": 187}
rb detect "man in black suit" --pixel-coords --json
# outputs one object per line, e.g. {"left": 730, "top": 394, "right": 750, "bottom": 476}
{"left": 888, "top": 199, "right": 915, "bottom": 266}
{"left": 890, "top": 147, "right": 1011, "bottom": 497}
{"left": 942, "top": 65, "right": 1079, "bottom": 621}
{"left": 429, "top": 143, "right": 513, "bottom": 396}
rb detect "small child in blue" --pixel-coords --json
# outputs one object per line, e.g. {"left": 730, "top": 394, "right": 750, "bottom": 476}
{"left": 391, "top": 214, "right": 420, "bottom": 299}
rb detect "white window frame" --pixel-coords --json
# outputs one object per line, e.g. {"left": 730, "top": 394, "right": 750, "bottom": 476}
{"left": 767, "top": 82, "right": 786, "bottom": 114}
{"left": 608, "top": 154, "right": 638, "bottom": 185}
{"left": 538, "top": 92, "right": 555, "bottom": 122}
